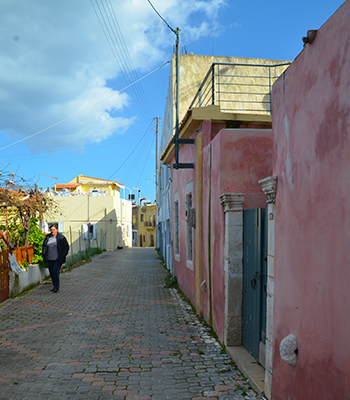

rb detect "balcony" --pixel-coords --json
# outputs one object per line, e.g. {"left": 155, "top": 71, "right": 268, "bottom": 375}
{"left": 144, "top": 221, "right": 156, "bottom": 228}
{"left": 189, "top": 62, "right": 291, "bottom": 115}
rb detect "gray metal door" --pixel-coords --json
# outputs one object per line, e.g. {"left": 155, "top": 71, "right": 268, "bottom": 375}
{"left": 242, "top": 208, "right": 267, "bottom": 360}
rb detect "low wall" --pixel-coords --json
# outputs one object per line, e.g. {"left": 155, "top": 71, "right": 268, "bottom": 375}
{"left": 9, "top": 265, "right": 50, "bottom": 297}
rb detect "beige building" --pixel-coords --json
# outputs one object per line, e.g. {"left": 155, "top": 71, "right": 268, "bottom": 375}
{"left": 43, "top": 175, "right": 132, "bottom": 255}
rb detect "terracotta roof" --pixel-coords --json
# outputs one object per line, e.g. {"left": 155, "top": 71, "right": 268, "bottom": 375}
{"left": 0, "top": 187, "right": 27, "bottom": 196}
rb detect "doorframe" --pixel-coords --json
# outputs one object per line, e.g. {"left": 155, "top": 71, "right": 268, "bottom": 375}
{"left": 220, "top": 193, "right": 245, "bottom": 346}
{"left": 258, "top": 176, "right": 277, "bottom": 400}
{"left": 221, "top": 183, "right": 277, "bottom": 399}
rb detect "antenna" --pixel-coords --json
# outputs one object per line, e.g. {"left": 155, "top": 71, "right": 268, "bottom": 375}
{"left": 42, "top": 174, "right": 58, "bottom": 190}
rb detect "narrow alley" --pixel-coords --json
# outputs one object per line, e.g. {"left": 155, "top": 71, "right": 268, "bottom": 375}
{"left": 0, "top": 248, "right": 259, "bottom": 400}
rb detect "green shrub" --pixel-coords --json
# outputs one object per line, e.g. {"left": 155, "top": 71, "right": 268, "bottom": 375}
{"left": 164, "top": 273, "right": 178, "bottom": 289}
{"left": 28, "top": 218, "right": 46, "bottom": 264}
{"left": 0, "top": 223, "right": 24, "bottom": 249}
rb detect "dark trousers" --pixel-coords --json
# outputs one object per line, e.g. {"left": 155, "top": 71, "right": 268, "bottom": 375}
{"left": 48, "top": 259, "right": 61, "bottom": 290}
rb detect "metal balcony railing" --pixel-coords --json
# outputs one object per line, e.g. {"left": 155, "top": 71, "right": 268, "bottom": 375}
{"left": 189, "top": 62, "right": 291, "bottom": 115}
{"left": 144, "top": 221, "right": 156, "bottom": 228}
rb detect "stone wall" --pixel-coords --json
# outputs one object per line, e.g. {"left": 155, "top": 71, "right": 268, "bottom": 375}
{"left": 9, "top": 265, "right": 50, "bottom": 297}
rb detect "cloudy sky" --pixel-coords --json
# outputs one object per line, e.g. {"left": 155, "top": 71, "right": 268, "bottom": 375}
{"left": 0, "top": 0, "right": 344, "bottom": 200}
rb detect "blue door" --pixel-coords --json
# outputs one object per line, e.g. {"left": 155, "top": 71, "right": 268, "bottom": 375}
{"left": 242, "top": 208, "right": 267, "bottom": 360}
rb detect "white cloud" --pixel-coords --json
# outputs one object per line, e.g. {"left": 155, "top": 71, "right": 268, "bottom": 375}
{"left": 0, "top": 0, "right": 225, "bottom": 152}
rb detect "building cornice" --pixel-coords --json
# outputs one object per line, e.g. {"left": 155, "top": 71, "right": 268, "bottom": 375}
{"left": 259, "top": 176, "right": 277, "bottom": 204}
{"left": 220, "top": 193, "right": 245, "bottom": 212}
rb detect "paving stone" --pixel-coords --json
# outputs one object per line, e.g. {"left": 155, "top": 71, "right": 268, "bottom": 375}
{"left": 0, "top": 248, "right": 258, "bottom": 400}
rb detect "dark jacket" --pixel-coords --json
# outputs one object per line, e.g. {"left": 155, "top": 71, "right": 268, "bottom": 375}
{"left": 42, "top": 233, "right": 69, "bottom": 265}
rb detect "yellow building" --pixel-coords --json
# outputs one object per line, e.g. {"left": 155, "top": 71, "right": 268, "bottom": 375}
{"left": 43, "top": 175, "right": 132, "bottom": 255}
{"left": 54, "top": 175, "right": 123, "bottom": 196}
{"left": 134, "top": 202, "right": 156, "bottom": 247}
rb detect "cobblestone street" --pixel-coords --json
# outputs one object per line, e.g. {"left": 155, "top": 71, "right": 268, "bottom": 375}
{"left": 0, "top": 248, "right": 259, "bottom": 400}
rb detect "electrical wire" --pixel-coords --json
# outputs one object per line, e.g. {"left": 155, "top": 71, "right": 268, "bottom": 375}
{"left": 108, "top": 119, "right": 153, "bottom": 180}
{"left": 135, "top": 128, "right": 156, "bottom": 187}
{"left": 146, "top": 0, "right": 176, "bottom": 33}
{"left": 0, "top": 61, "right": 169, "bottom": 152}
{"left": 2, "top": 130, "right": 147, "bottom": 162}
{"left": 3, "top": 118, "right": 149, "bottom": 148}
{"left": 91, "top": 0, "right": 154, "bottom": 121}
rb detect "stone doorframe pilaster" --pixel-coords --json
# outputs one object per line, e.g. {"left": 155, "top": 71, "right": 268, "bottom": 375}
{"left": 258, "top": 176, "right": 277, "bottom": 400}
{"left": 220, "top": 193, "right": 245, "bottom": 346}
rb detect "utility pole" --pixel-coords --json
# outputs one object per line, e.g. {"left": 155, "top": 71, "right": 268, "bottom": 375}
{"left": 145, "top": 3, "right": 193, "bottom": 169}
{"left": 172, "top": 28, "right": 194, "bottom": 170}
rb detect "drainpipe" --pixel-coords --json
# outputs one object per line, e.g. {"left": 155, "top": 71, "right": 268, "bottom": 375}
{"left": 174, "top": 27, "right": 180, "bottom": 168}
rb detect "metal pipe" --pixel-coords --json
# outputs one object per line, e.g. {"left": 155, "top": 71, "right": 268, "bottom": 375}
{"left": 211, "top": 64, "right": 215, "bottom": 105}
{"left": 174, "top": 27, "right": 180, "bottom": 169}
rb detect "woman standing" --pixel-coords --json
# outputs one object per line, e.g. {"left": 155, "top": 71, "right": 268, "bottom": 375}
{"left": 42, "top": 224, "right": 69, "bottom": 293}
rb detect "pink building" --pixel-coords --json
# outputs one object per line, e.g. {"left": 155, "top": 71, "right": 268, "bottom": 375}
{"left": 162, "top": 105, "right": 276, "bottom": 394}
{"left": 271, "top": 1, "right": 350, "bottom": 398}
{"left": 160, "top": 57, "right": 289, "bottom": 396}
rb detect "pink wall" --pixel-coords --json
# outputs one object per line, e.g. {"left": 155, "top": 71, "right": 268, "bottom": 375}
{"left": 171, "top": 132, "right": 198, "bottom": 307}
{"left": 170, "top": 120, "right": 272, "bottom": 343}
{"left": 215, "top": 129, "right": 273, "bottom": 209}
{"left": 202, "top": 125, "right": 272, "bottom": 341}
{"left": 272, "top": 2, "right": 350, "bottom": 398}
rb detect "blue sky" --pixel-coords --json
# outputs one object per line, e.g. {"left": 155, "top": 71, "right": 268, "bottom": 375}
{"left": 0, "top": 0, "right": 344, "bottom": 202}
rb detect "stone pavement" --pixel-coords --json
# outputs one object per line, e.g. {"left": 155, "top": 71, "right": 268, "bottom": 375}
{"left": 0, "top": 248, "right": 260, "bottom": 400}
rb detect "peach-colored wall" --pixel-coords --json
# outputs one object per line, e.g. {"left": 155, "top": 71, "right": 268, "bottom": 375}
{"left": 271, "top": 2, "right": 350, "bottom": 398}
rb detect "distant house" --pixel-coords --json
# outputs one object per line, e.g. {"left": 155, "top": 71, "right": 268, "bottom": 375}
{"left": 54, "top": 174, "right": 123, "bottom": 196}
{"left": 43, "top": 175, "right": 132, "bottom": 255}
{"left": 133, "top": 200, "right": 156, "bottom": 247}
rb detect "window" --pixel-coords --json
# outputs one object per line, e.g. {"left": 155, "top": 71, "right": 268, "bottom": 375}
{"left": 82, "top": 223, "right": 97, "bottom": 240}
{"left": 44, "top": 222, "right": 64, "bottom": 233}
{"left": 186, "top": 193, "right": 193, "bottom": 261}
{"left": 174, "top": 192, "right": 179, "bottom": 261}
{"left": 185, "top": 182, "right": 193, "bottom": 270}
{"left": 141, "top": 214, "right": 144, "bottom": 222}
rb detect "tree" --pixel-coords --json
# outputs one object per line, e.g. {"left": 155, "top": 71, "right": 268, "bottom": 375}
{"left": 0, "top": 170, "right": 59, "bottom": 246}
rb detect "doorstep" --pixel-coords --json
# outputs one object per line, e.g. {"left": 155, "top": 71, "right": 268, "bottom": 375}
{"left": 226, "top": 345, "right": 265, "bottom": 396}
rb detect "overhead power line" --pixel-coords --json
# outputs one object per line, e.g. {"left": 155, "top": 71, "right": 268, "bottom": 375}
{"left": 108, "top": 119, "right": 154, "bottom": 180}
{"left": 146, "top": 0, "right": 176, "bottom": 33}
{"left": 91, "top": 0, "right": 154, "bottom": 121}
{"left": 0, "top": 61, "right": 169, "bottom": 152}
{"left": 135, "top": 122, "right": 157, "bottom": 187}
